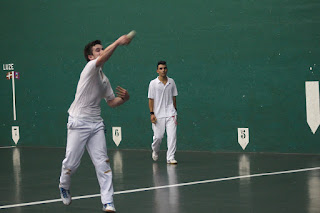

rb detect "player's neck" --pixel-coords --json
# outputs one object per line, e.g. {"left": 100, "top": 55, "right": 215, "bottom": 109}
{"left": 158, "top": 76, "right": 168, "bottom": 85}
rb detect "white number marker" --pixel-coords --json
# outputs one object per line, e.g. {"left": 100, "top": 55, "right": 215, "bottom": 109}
{"left": 12, "top": 126, "right": 20, "bottom": 145}
{"left": 238, "top": 128, "right": 249, "bottom": 150}
{"left": 305, "top": 81, "right": 320, "bottom": 134}
{"left": 112, "top": 127, "right": 122, "bottom": 146}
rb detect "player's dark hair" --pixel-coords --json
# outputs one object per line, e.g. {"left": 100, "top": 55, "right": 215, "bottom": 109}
{"left": 157, "top": 61, "right": 167, "bottom": 69}
{"left": 84, "top": 40, "right": 102, "bottom": 62}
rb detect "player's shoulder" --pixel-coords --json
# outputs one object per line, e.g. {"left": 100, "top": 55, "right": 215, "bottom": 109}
{"left": 149, "top": 77, "right": 158, "bottom": 84}
{"left": 84, "top": 59, "right": 97, "bottom": 69}
{"left": 85, "top": 59, "right": 97, "bottom": 68}
{"left": 81, "top": 59, "right": 99, "bottom": 75}
{"left": 168, "top": 77, "right": 176, "bottom": 83}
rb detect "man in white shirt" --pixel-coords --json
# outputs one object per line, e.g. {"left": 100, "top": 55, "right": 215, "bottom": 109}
{"left": 59, "top": 34, "right": 132, "bottom": 212}
{"left": 148, "top": 61, "right": 178, "bottom": 164}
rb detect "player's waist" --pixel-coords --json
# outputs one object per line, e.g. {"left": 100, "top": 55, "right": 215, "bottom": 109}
{"left": 68, "top": 114, "right": 103, "bottom": 123}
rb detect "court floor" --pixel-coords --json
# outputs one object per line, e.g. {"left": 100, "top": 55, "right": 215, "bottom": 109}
{"left": 0, "top": 147, "right": 320, "bottom": 213}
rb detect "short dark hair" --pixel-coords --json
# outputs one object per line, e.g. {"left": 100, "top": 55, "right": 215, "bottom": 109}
{"left": 157, "top": 61, "right": 167, "bottom": 69}
{"left": 84, "top": 40, "right": 101, "bottom": 62}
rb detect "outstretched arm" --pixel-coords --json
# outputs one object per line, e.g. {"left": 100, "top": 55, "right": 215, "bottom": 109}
{"left": 96, "top": 35, "right": 132, "bottom": 67}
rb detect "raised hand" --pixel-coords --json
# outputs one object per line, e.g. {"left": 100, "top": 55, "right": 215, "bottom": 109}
{"left": 116, "top": 86, "right": 130, "bottom": 101}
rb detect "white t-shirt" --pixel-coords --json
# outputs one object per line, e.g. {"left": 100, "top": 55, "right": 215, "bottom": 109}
{"left": 68, "top": 59, "right": 115, "bottom": 122}
{"left": 148, "top": 77, "right": 178, "bottom": 118}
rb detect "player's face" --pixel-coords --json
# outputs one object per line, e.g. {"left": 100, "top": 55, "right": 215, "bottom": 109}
{"left": 90, "top": 44, "right": 104, "bottom": 60}
{"left": 157, "top": 64, "right": 168, "bottom": 77}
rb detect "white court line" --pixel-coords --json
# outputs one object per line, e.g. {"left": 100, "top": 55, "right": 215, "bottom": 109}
{"left": 1, "top": 166, "right": 320, "bottom": 209}
{"left": 0, "top": 146, "right": 15, "bottom": 149}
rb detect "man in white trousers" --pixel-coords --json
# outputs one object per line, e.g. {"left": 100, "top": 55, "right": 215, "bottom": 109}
{"left": 59, "top": 35, "right": 132, "bottom": 212}
{"left": 148, "top": 61, "right": 178, "bottom": 164}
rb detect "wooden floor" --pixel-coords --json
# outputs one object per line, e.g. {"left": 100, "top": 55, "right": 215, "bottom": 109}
{"left": 0, "top": 147, "right": 320, "bottom": 213}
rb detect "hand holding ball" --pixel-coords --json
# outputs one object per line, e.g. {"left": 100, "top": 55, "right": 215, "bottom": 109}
{"left": 127, "top": 30, "right": 136, "bottom": 40}
{"left": 118, "top": 30, "right": 136, "bottom": 45}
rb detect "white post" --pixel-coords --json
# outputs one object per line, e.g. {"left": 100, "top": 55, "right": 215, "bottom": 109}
{"left": 12, "top": 71, "right": 17, "bottom": 121}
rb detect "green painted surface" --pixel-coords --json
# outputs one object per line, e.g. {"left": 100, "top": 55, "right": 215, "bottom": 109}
{"left": 0, "top": 0, "right": 320, "bottom": 153}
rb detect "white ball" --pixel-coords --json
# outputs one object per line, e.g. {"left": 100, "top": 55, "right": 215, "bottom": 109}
{"left": 127, "top": 30, "right": 136, "bottom": 39}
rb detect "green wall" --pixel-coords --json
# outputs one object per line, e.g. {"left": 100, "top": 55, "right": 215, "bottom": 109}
{"left": 1, "top": 0, "right": 320, "bottom": 153}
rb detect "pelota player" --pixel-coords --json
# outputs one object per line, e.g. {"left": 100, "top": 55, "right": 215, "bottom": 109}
{"left": 59, "top": 34, "right": 133, "bottom": 212}
{"left": 148, "top": 61, "right": 178, "bottom": 164}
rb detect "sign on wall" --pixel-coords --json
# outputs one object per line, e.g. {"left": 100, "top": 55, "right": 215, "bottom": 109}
{"left": 112, "top": 127, "right": 122, "bottom": 146}
{"left": 305, "top": 81, "right": 320, "bottom": 134}
{"left": 3, "top": 63, "right": 20, "bottom": 145}
{"left": 238, "top": 128, "right": 249, "bottom": 150}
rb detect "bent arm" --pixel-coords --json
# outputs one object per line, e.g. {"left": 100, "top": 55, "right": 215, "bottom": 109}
{"left": 107, "top": 97, "right": 125, "bottom": 108}
{"left": 107, "top": 86, "right": 130, "bottom": 108}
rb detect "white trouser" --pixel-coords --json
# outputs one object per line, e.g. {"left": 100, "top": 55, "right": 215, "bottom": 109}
{"left": 59, "top": 116, "right": 114, "bottom": 204}
{"left": 152, "top": 116, "right": 177, "bottom": 161}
